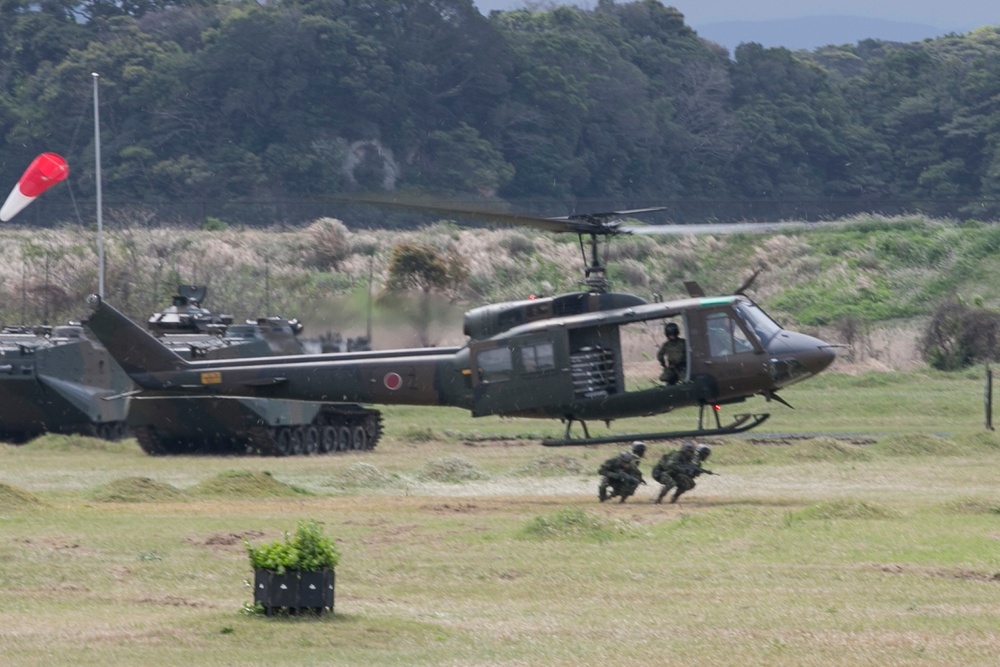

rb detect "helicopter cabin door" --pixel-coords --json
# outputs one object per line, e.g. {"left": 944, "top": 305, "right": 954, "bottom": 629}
{"left": 685, "top": 306, "right": 770, "bottom": 397}
{"left": 469, "top": 332, "right": 572, "bottom": 417}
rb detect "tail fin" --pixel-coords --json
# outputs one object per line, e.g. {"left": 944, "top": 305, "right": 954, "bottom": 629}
{"left": 84, "top": 295, "right": 188, "bottom": 377}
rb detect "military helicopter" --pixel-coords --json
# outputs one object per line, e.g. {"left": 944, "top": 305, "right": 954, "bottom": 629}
{"left": 83, "top": 200, "right": 836, "bottom": 446}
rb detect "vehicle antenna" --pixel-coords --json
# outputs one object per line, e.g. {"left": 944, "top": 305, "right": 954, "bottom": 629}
{"left": 265, "top": 255, "right": 271, "bottom": 315}
{"left": 366, "top": 252, "right": 374, "bottom": 344}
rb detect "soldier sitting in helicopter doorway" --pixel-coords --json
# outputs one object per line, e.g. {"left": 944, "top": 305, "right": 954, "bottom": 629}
{"left": 657, "top": 321, "right": 687, "bottom": 385}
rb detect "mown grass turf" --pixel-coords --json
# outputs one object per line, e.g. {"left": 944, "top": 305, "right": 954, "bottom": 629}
{"left": 2, "top": 372, "right": 999, "bottom": 666}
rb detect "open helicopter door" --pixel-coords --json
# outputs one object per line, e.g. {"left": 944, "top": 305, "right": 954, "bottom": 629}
{"left": 684, "top": 303, "right": 770, "bottom": 397}
{"left": 468, "top": 330, "right": 581, "bottom": 417}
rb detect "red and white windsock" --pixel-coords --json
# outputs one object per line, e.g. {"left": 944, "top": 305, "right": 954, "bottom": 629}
{"left": 1, "top": 153, "right": 69, "bottom": 222}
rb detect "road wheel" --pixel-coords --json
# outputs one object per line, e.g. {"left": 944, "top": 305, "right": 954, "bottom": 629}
{"left": 351, "top": 425, "right": 368, "bottom": 450}
{"left": 274, "top": 428, "right": 292, "bottom": 456}
{"left": 320, "top": 426, "right": 337, "bottom": 453}
{"left": 290, "top": 427, "right": 305, "bottom": 455}
{"left": 337, "top": 426, "right": 351, "bottom": 451}
{"left": 303, "top": 426, "right": 320, "bottom": 455}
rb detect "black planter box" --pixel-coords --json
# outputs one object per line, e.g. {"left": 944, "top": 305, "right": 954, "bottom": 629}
{"left": 254, "top": 568, "right": 335, "bottom": 616}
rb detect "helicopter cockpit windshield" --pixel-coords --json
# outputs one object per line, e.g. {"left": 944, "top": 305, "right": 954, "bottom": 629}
{"left": 733, "top": 299, "right": 783, "bottom": 347}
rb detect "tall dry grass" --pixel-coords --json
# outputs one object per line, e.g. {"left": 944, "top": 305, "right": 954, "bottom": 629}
{"left": 1, "top": 215, "right": 963, "bottom": 369}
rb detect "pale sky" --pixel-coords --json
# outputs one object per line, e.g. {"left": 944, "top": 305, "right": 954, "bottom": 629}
{"left": 474, "top": 1, "right": 1000, "bottom": 31}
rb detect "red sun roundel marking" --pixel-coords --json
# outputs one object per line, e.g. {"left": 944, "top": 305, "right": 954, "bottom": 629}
{"left": 383, "top": 372, "right": 402, "bottom": 390}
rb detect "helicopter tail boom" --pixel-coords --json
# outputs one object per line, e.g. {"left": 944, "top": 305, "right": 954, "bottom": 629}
{"left": 85, "top": 295, "right": 189, "bottom": 378}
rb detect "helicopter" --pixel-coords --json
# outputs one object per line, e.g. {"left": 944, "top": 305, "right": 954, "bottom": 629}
{"left": 82, "top": 200, "right": 837, "bottom": 447}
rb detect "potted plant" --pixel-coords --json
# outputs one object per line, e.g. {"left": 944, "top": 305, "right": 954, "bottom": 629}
{"left": 245, "top": 520, "right": 339, "bottom": 616}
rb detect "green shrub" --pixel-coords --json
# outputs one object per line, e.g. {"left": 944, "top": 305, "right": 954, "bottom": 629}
{"left": 417, "top": 456, "right": 488, "bottom": 483}
{"left": 202, "top": 216, "right": 228, "bottom": 231}
{"left": 306, "top": 217, "right": 351, "bottom": 269}
{"left": 245, "top": 519, "right": 340, "bottom": 573}
{"left": 519, "top": 508, "right": 644, "bottom": 541}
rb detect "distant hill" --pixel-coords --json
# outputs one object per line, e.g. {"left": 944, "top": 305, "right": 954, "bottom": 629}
{"left": 694, "top": 15, "right": 956, "bottom": 53}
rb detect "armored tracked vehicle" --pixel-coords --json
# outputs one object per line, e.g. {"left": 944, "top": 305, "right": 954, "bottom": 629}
{"left": 124, "top": 286, "right": 382, "bottom": 456}
{"left": 0, "top": 323, "right": 131, "bottom": 443}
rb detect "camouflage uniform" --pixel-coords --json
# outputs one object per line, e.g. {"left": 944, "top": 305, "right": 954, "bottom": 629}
{"left": 598, "top": 451, "right": 645, "bottom": 503}
{"left": 652, "top": 443, "right": 699, "bottom": 503}
{"left": 657, "top": 334, "right": 687, "bottom": 385}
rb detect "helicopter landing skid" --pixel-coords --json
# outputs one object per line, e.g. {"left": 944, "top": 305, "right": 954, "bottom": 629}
{"left": 540, "top": 413, "right": 770, "bottom": 447}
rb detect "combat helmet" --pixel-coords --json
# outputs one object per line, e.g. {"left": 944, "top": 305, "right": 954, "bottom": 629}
{"left": 697, "top": 444, "right": 712, "bottom": 462}
{"left": 664, "top": 322, "right": 680, "bottom": 337}
{"left": 631, "top": 441, "right": 647, "bottom": 458}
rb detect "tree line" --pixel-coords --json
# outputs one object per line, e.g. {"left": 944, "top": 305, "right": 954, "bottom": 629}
{"left": 3, "top": 0, "right": 1000, "bottom": 225}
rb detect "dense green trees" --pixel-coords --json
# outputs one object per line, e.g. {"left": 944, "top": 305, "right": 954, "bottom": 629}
{"left": 3, "top": 0, "right": 1000, "bottom": 221}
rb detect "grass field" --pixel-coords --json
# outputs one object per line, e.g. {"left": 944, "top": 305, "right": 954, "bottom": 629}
{"left": 2, "top": 370, "right": 999, "bottom": 666}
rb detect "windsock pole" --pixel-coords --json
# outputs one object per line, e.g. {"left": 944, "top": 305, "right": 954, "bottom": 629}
{"left": 93, "top": 72, "right": 104, "bottom": 298}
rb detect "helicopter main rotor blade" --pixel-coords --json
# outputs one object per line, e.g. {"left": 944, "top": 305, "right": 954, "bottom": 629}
{"left": 622, "top": 221, "right": 814, "bottom": 235}
{"left": 557, "top": 207, "right": 668, "bottom": 223}
{"left": 330, "top": 193, "right": 821, "bottom": 238}
{"left": 328, "top": 194, "right": 661, "bottom": 235}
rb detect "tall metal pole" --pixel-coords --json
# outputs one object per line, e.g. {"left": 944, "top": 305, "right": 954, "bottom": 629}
{"left": 366, "top": 253, "right": 374, "bottom": 344}
{"left": 265, "top": 256, "right": 270, "bottom": 315}
{"left": 986, "top": 365, "right": 994, "bottom": 431}
{"left": 92, "top": 72, "right": 105, "bottom": 298}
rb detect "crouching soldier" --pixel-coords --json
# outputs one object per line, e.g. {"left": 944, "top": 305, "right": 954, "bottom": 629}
{"left": 652, "top": 442, "right": 713, "bottom": 503}
{"left": 598, "top": 442, "right": 647, "bottom": 503}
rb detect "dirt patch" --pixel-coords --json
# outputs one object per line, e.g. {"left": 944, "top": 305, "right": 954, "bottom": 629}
{"left": 189, "top": 530, "right": 266, "bottom": 548}
{"left": 741, "top": 436, "right": 878, "bottom": 447}
{"left": 16, "top": 536, "right": 86, "bottom": 552}
{"left": 136, "top": 595, "right": 207, "bottom": 608}
{"left": 423, "top": 502, "right": 481, "bottom": 513}
{"left": 358, "top": 524, "right": 419, "bottom": 547}
{"left": 873, "top": 563, "right": 1000, "bottom": 583}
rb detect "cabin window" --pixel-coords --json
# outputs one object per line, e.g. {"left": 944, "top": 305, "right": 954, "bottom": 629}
{"left": 520, "top": 341, "right": 555, "bottom": 373}
{"left": 477, "top": 346, "right": 513, "bottom": 381}
{"left": 706, "top": 312, "right": 754, "bottom": 357}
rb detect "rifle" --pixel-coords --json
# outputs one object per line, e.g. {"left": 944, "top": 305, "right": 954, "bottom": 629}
{"left": 622, "top": 473, "right": 646, "bottom": 487}
{"left": 680, "top": 464, "right": 717, "bottom": 477}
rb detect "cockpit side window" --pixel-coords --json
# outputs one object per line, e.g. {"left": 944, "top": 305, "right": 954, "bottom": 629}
{"left": 476, "top": 346, "right": 513, "bottom": 381}
{"left": 706, "top": 312, "right": 756, "bottom": 358}
{"left": 734, "top": 300, "right": 783, "bottom": 346}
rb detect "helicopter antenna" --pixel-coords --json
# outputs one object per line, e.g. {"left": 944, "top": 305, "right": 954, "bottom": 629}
{"left": 734, "top": 268, "right": 763, "bottom": 296}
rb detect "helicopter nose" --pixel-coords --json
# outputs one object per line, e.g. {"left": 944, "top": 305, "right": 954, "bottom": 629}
{"left": 767, "top": 331, "right": 837, "bottom": 387}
